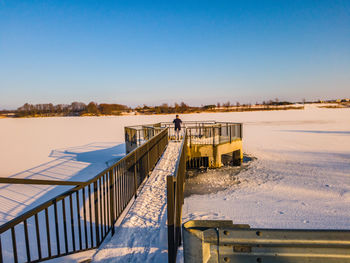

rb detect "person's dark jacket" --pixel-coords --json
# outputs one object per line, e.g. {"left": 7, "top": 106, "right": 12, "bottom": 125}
{"left": 173, "top": 118, "right": 182, "bottom": 130}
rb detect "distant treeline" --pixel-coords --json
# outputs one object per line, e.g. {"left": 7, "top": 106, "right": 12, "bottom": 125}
{"left": 0, "top": 99, "right": 306, "bottom": 118}
{"left": 134, "top": 100, "right": 301, "bottom": 114}
{"left": 135, "top": 102, "right": 199, "bottom": 114}
{"left": 14, "top": 102, "right": 130, "bottom": 117}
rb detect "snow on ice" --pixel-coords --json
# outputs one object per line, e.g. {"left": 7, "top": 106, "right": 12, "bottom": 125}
{"left": 1, "top": 105, "right": 350, "bottom": 262}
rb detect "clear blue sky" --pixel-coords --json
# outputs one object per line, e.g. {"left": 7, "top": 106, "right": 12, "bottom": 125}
{"left": 1, "top": 0, "right": 349, "bottom": 109}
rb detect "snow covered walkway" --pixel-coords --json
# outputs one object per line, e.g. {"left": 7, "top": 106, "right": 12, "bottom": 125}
{"left": 92, "top": 141, "right": 181, "bottom": 263}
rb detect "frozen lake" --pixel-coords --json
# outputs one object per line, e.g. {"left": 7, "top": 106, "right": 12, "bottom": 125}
{"left": 1, "top": 105, "right": 350, "bottom": 230}
{"left": 183, "top": 105, "right": 350, "bottom": 229}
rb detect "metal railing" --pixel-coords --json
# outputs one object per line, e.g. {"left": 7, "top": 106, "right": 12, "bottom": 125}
{"left": 157, "top": 121, "right": 215, "bottom": 140}
{"left": 0, "top": 128, "right": 168, "bottom": 263}
{"left": 167, "top": 130, "right": 188, "bottom": 263}
{"left": 183, "top": 220, "right": 350, "bottom": 263}
{"left": 125, "top": 125, "right": 163, "bottom": 153}
{"left": 157, "top": 121, "right": 242, "bottom": 146}
{"left": 186, "top": 122, "right": 242, "bottom": 146}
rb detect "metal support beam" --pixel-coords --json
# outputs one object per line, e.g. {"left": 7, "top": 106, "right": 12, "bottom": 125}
{"left": 182, "top": 220, "right": 350, "bottom": 263}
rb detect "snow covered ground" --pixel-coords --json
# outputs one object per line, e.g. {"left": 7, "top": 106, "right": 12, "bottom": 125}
{"left": 0, "top": 115, "right": 176, "bottom": 224}
{"left": 92, "top": 141, "right": 181, "bottom": 263}
{"left": 1, "top": 105, "right": 350, "bottom": 262}
{"left": 183, "top": 105, "right": 350, "bottom": 230}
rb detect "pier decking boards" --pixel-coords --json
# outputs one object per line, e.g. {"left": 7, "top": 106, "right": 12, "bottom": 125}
{"left": 92, "top": 141, "right": 182, "bottom": 263}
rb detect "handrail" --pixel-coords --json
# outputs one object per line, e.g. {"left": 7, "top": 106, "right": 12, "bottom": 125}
{"left": 0, "top": 129, "right": 167, "bottom": 233}
{"left": 167, "top": 130, "right": 188, "bottom": 263}
{"left": 0, "top": 178, "right": 85, "bottom": 186}
{"left": 163, "top": 122, "right": 243, "bottom": 146}
{"left": 0, "top": 127, "right": 169, "bottom": 263}
{"left": 173, "top": 129, "right": 187, "bottom": 177}
{"left": 124, "top": 125, "right": 164, "bottom": 153}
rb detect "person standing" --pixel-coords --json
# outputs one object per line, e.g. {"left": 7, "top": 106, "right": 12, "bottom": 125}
{"left": 173, "top": 115, "right": 182, "bottom": 141}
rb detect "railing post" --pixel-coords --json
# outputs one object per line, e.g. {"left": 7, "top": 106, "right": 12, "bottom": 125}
{"left": 134, "top": 153, "right": 138, "bottom": 198}
{"left": 53, "top": 200, "right": 60, "bottom": 255}
{"left": 213, "top": 127, "right": 215, "bottom": 145}
{"left": 227, "top": 123, "right": 228, "bottom": 140}
{"left": 0, "top": 234, "right": 3, "bottom": 263}
{"left": 94, "top": 181, "right": 100, "bottom": 246}
{"left": 10, "top": 227, "right": 18, "bottom": 263}
{"left": 175, "top": 167, "right": 183, "bottom": 246}
{"left": 109, "top": 170, "right": 115, "bottom": 236}
{"left": 157, "top": 136, "right": 160, "bottom": 158}
{"left": 138, "top": 130, "right": 140, "bottom": 146}
{"left": 167, "top": 176, "right": 175, "bottom": 263}
{"left": 147, "top": 143, "right": 150, "bottom": 177}
{"left": 166, "top": 129, "right": 169, "bottom": 147}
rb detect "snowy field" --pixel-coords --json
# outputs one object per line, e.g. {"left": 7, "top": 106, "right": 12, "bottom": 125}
{"left": 1, "top": 105, "right": 349, "bottom": 226}
{"left": 183, "top": 105, "right": 350, "bottom": 230}
{"left": 0, "top": 115, "right": 176, "bottom": 224}
{"left": 1, "top": 105, "right": 350, "bottom": 261}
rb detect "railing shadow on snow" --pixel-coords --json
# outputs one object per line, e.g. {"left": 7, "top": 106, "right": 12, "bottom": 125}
{"left": 0, "top": 130, "right": 168, "bottom": 263}
{"left": 0, "top": 142, "right": 125, "bottom": 225}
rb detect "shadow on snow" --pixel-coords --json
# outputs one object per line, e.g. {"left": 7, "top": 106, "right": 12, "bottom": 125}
{"left": 0, "top": 142, "right": 125, "bottom": 224}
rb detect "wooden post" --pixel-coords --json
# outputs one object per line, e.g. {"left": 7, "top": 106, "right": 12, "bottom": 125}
{"left": 175, "top": 167, "right": 183, "bottom": 246}
{"left": 167, "top": 176, "right": 175, "bottom": 263}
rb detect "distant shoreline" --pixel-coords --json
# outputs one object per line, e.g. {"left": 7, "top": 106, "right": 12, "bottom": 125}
{"left": 2, "top": 103, "right": 350, "bottom": 119}
{"left": 0, "top": 105, "right": 305, "bottom": 118}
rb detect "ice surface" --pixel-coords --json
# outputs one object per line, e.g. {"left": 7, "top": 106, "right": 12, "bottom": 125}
{"left": 183, "top": 105, "right": 350, "bottom": 230}
{"left": 0, "top": 115, "right": 174, "bottom": 223}
{"left": 1, "top": 105, "right": 350, "bottom": 262}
